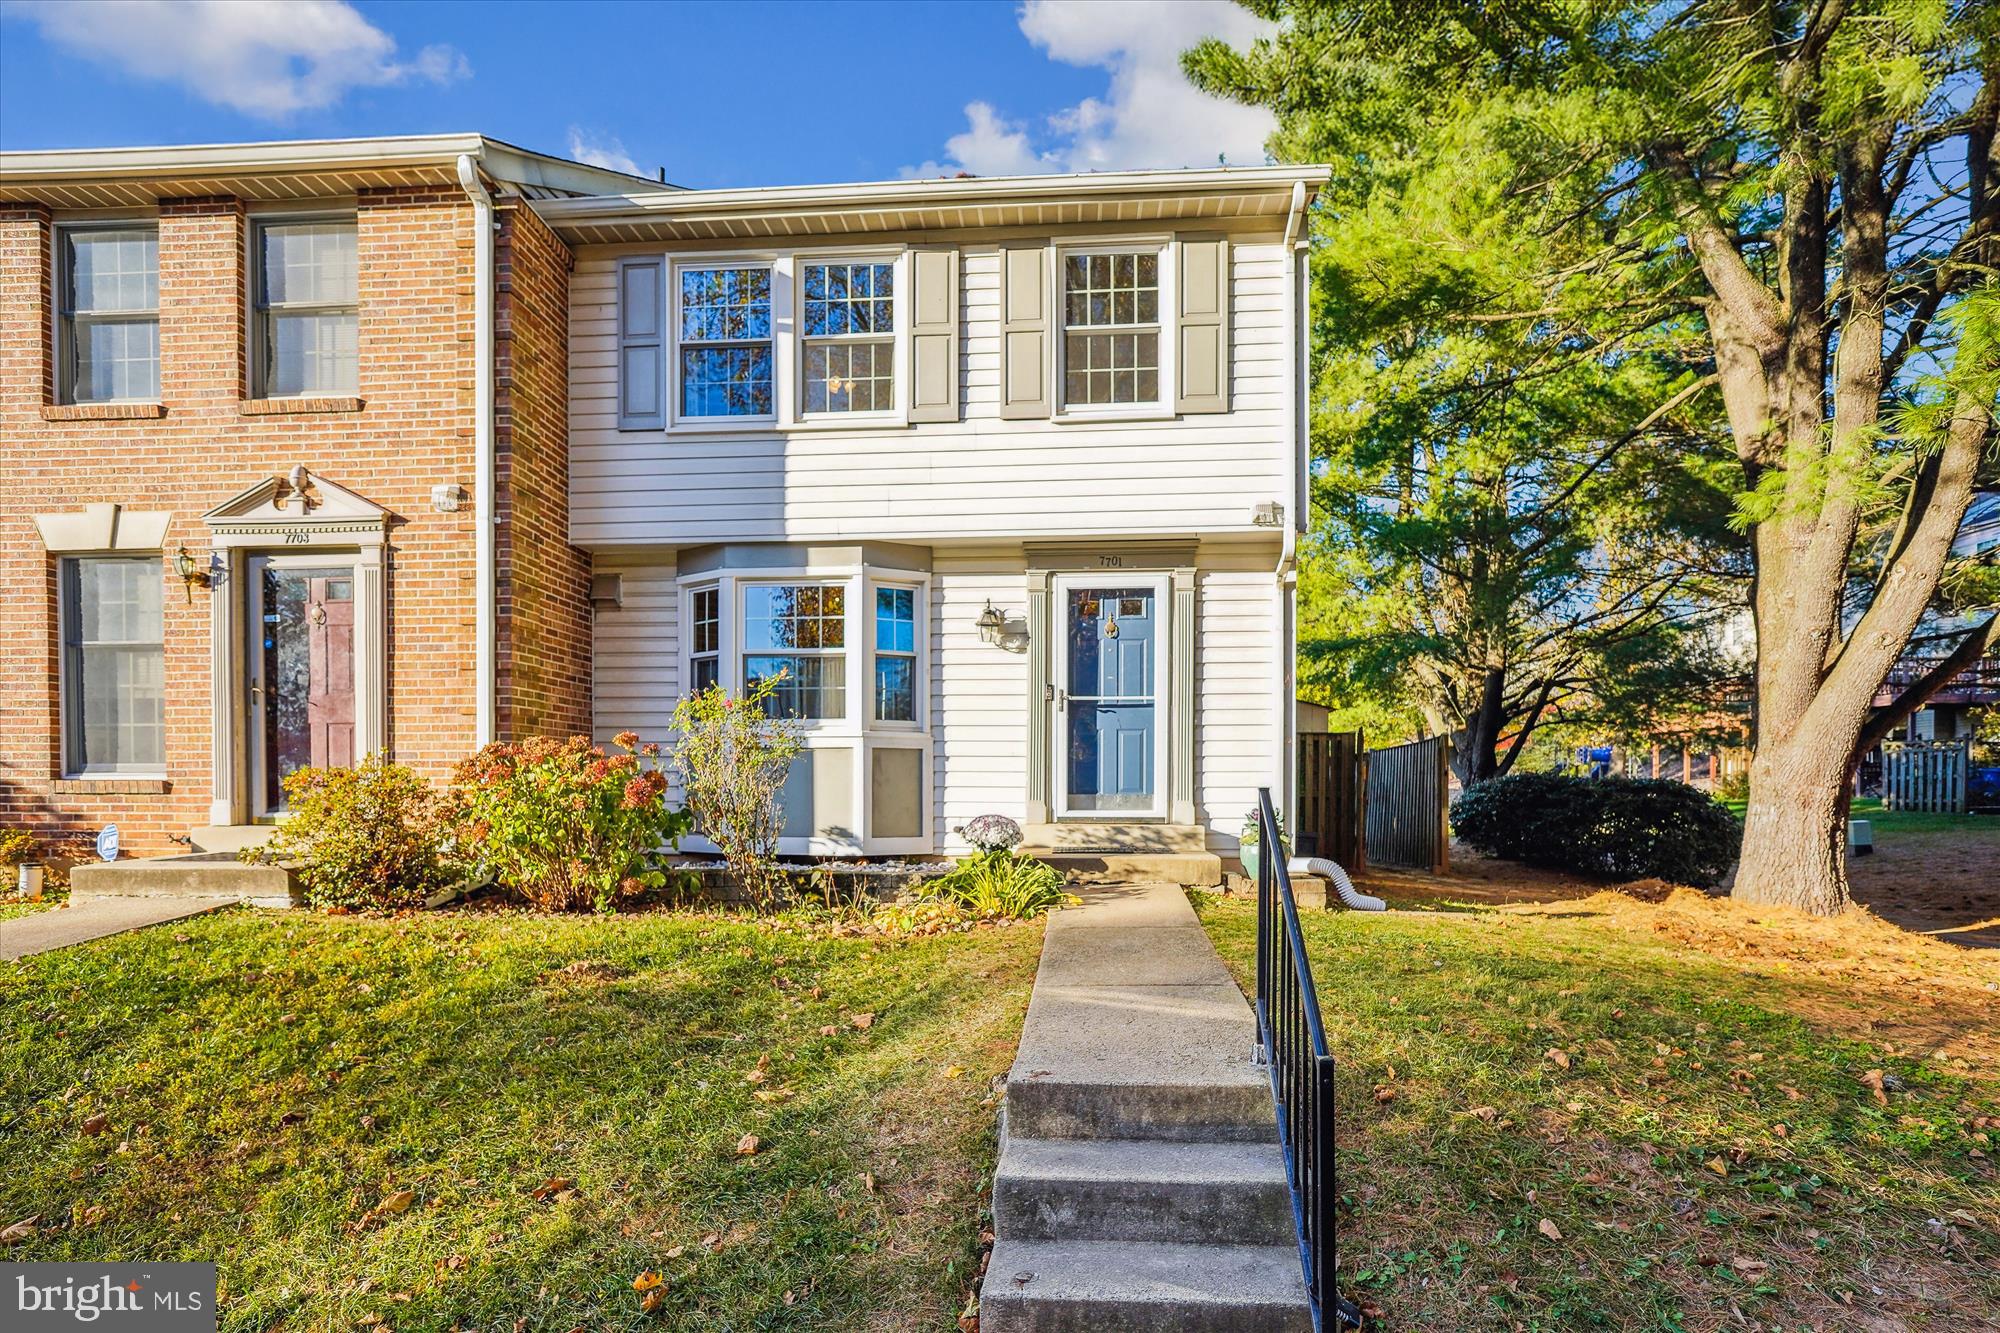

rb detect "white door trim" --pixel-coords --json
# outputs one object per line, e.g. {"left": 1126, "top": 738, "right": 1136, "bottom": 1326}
{"left": 1051, "top": 571, "right": 1170, "bottom": 821}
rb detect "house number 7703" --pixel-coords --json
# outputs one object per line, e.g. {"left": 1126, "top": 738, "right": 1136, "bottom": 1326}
{"left": 284, "top": 532, "right": 311, "bottom": 544}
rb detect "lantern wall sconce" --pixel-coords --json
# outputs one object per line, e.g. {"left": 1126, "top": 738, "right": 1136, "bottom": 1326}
{"left": 976, "top": 600, "right": 1007, "bottom": 645}
{"left": 174, "top": 545, "right": 215, "bottom": 602}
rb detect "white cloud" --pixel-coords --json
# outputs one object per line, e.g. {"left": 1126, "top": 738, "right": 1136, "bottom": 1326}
{"left": 567, "top": 127, "right": 641, "bottom": 177}
{"left": 2, "top": 0, "right": 469, "bottom": 119}
{"left": 903, "top": 0, "right": 1276, "bottom": 178}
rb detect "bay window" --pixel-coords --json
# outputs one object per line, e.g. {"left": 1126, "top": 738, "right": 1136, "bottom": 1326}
{"left": 679, "top": 265, "right": 773, "bottom": 418}
{"left": 873, "top": 587, "right": 917, "bottom": 723}
{"left": 61, "top": 555, "right": 166, "bottom": 775}
{"left": 801, "top": 260, "right": 895, "bottom": 414}
{"left": 1060, "top": 248, "right": 1161, "bottom": 408}
{"left": 743, "top": 583, "right": 846, "bottom": 719}
{"left": 688, "top": 586, "right": 720, "bottom": 693}
{"left": 59, "top": 225, "right": 159, "bottom": 404}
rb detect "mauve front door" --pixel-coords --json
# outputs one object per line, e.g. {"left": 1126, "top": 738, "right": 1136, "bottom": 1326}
{"left": 253, "top": 562, "right": 356, "bottom": 814}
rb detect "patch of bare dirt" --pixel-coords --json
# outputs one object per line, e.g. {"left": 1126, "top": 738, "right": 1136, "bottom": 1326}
{"left": 1847, "top": 818, "right": 2000, "bottom": 949}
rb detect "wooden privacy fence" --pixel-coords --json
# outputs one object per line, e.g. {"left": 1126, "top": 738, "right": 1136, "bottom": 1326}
{"left": 1881, "top": 739, "right": 1970, "bottom": 814}
{"left": 1297, "top": 730, "right": 1365, "bottom": 868}
{"left": 1364, "top": 734, "right": 1452, "bottom": 873}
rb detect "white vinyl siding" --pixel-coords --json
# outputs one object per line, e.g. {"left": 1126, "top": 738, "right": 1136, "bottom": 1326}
{"left": 568, "top": 238, "right": 1290, "bottom": 546}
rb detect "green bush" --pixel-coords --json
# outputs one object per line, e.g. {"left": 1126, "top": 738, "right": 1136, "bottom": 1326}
{"left": 669, "top": 676, "right": 802, "bottom": 906}
{"left": 1451, "top": 773, "right": 1741, "bottom": 888}
{"left": 913, "top": 849, "right": 1076, "bottom": 920}
{"left": 447, "top": 733, "right": 690, "bottom": 912}
{"left": 244, "top": 758, "right": 453, "bottom": 911}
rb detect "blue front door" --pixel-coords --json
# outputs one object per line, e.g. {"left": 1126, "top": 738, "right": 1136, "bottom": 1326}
{"left": 1065, "top": 586, "right": 1157, "bottom": 814}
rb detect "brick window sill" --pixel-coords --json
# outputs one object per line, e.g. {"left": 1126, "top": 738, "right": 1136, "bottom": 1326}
{"left": 41, "top": 402, "right": 167, "bottom": 421}
{"left": 51, "top": 777, "right": 171, "bottom": 796}
{"left": 239, "top": 396, "right": 364, "bottom": 416}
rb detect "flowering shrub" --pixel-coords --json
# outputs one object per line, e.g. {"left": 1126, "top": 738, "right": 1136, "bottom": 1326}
{"left": 957, "top": 814, "right": 1023, "bottom": 853}
{"left": 447, "top": 733, "right": 689, "bottom": 912}
{"left": 242, "top": 758, "right": 453, "bottom": 911}
{"left": 669, "top": 676, "right": 801, "bottom": 906}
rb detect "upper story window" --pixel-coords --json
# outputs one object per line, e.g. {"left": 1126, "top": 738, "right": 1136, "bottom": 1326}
{"left": 680, "top": 265, "right": 773, "bottom": 418}
{"left": 61, "top": 555, "right": 165, "bottom": 775}
{"left": 873, "top": 587, "right": 917, "bottom": 723}
{"left": 1060, "top": 249, "right": 1160, "bottom": 409}
{"left": 254, "top": 218, "right": 359, "bottom": 397}
{"left": 688, "top": 586, "right": 720, "bottom": 694}
{"left": 743, "top": 582, "right": 845, "bottom": 719}
{"left": 59, "top": 226, "right": 159, "bottom": 404}
{"left": 802, "top": 261, "right": 895, "bottom": 414}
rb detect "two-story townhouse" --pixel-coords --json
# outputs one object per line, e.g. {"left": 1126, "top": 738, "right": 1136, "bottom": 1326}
{"left": 2, "top": 138, "right": 1326, "bottom": 876}
{"left": 0, "top": 136, "right": 651, "bottom": 857}
{"left": 541, "top": 167, "right": 1327, "bottom": 867}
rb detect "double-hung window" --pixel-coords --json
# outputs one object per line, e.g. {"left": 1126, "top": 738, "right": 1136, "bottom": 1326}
{"left": 59, "top": 226, "right": 159, "bottom": 404}
{"left": 679, "top": 265, "right": 773, "bottom": 418}
{"left": 61, "top": 556, "right": 166, "bottom": 775}
{"left": 1060, "top": 249, "right": 1160, "bottom": 408}
{"left": 873, "top": 587, "right": 917, "bottom": 723}
{"left": 801, "top": 260, "right": 895, "bottom": 414}
{"left": 743, "top": 583, "right": 846, "bottom": 719}
{"left": 688, "top": 587, "right": 720, "bottom": 694}
{"left": 254, "top": 218, "right": 359, "bottom": 397}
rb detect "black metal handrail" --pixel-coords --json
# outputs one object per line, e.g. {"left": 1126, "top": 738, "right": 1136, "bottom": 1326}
{"left": 1255, "top": 786, "right": 1364, "bottom": 1330}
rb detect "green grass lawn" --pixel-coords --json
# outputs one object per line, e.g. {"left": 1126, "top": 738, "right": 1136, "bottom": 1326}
{"left": 1195, "top": 890, "right": 1999, "bottom": 1331}
{"left": 1, "top": 906, "right": 1043, "bottom": 1331}
{"left": 0, "top": 897, "right": 57, "bottom": 921}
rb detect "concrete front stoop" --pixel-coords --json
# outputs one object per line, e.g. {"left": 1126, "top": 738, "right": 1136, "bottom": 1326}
{"left": 984, "top": 882, "right": 1309, "bottom": 1333}
{"left": 68, "top": 853, "right": 298, "bottom": 907}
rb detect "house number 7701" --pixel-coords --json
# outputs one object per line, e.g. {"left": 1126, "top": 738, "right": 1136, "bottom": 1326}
{"left": 1097, "top": 555, "right": 1124, "bottom": 567}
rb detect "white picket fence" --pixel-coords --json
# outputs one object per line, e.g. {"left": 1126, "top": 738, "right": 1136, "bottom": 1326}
{"left": 1881, "top": 739, "right": 1970, "bottom": 814}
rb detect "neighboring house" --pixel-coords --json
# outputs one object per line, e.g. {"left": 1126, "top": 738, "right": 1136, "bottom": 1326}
{"left": 1, "top": 135, "right": 1326, "bottom": 869}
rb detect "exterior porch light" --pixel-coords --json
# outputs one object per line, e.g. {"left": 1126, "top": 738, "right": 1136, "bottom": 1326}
{"left": 174, "top": 545, "right": 211, "bottom": 602}
{"left": 976, "top": 600, "right": 1006, "bottom": 644}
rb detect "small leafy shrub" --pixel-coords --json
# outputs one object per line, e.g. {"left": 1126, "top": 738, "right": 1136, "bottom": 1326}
{"left": 914, "top": 849, "right": 1075, "bottom": 920}
{"left": 670, "top": 676, "right": 802, "bottom": 906}
{"left": 1452, "top": 772, "right": 1741, "bottom": 888}
{"left": 957, "top": 814, "right": 1023, "bottom": 853}
{"left": 0, "top": 828, "right": 38, "bottom": 866}
{"left": 1714, "top": 769, "right": 1751, "bottom": 804}
{"left": 448, "top": 733, "right": 688, "bottom": 912}
{"left": 244, "top": 758, "right": 453, "bottom": 911}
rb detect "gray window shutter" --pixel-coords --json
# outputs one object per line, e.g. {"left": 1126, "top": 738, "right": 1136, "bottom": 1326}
{"left": 1175, "top": 235, "right": 1229, "bottom": 414}
{"left": 999, "top": 242, "right": 1050, "bottom": 420}
{"left": 908, "top": 246, "right": 959, "bottom": 423}
{"left": 617, "top": 256, "right": 665, "bottom": 430}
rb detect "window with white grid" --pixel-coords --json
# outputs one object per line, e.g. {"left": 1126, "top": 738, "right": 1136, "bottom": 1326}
{"left": 255, "top": 218, "right": 359, "bottom": 397}
{"left": 743, "top": 583, "right": 847, "bottom": 720}
{"left": 60, "top": 227, "right": 159, "bottom": 404}
{"left": 1060, "top": 249, "right": 1160, "bottom": 408}
{"left": 679, "top": 265, "right": 773, "bottom": 417}
{"left": 688, "top": 586, "right": 720, "bottom": 695}
{"left": 801, "top": 260, "right": 895, "bottom": 414}
{"left": 61, "top": 556, "right": 165, "bottom": 774}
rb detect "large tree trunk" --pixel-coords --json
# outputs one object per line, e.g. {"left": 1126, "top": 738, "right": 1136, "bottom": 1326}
{"left": 1733, "top": 735, "right": 1853, "bottom": 912}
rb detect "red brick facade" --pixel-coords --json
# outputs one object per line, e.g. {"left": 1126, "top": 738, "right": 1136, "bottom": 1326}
{"left": 0, "top": 181, "right": 590, "bottom": 855}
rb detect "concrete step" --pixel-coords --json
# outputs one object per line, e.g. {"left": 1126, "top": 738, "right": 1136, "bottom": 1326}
{"left": 188, "top": 824, "right": 276, "bottom": 855}
{"left": 1025, "top": 823, "right": 1210, "bottom": 854}
{"left": 68, "top": 854, "right": 297, "bottom": 906}
{"left": 981, "top": 1238, "right": 1310, "bottom": 1333}
{"left": 1032, "top": 852, "right": 1224, "bottom": 887}
{"left": 994, "top": 1136, "right": 1293, "bottom": 1244}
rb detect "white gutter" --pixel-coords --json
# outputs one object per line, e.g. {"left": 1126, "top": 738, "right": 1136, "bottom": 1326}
{"left": 1275, "top": 180, "right": 1311, "bottom": 821}
{"left": 456, "top": 152, "right": 496, "bottom": 746}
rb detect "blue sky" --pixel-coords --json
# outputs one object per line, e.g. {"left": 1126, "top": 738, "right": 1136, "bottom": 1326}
{"left": 0, "top": 0, "right": 1277, "bottom": 187}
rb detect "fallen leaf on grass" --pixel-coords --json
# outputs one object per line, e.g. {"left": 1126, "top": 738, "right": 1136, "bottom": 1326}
{"left": 1859, "top": 1069, "right": 1889, "bottom": 1108}
{"left": 1705, "top": 1156, "right": 1729, "bottom": 1177}
{"left": 1, "top": 1217, "right": 37, "bottom": 1245}
{"left": 377, "top": 1189, "right": 414, "bottom": 1215}
{"left": 633, "top": 1271, "right": 664, "bottom": 1292}
{"left": 735, "top": 1134, "right": 761, "bottom": 1157}
{"left": 850, "top": 1012, "right": 875, "bottom": 1030}
{"left": 80, "top": 1113, "right": 109, "bottom": 1136}
{"left": 1538, "top": 1218, "right": 1563, "bottom": 1242}
{"left": 1468, "top": 1106, "right": 1499, "bottom": 1122}
{"left": 1731, "top": 1256, "right": 1770, "bottom": 1279}
{"left": 1545, "top": 1049, "right": 1571, "bottom": 1071}
{"left": 944, "top": 1065, "right": 966, "bottom": 1079}
{"left": 818, "top": 1025, "right": 838, "bottom": 1036}
{"left": 752, "top": 1088, "right": 792, "bottom": 1103}
{"left": 1372, "top": 1084, "right": 1396, "bottom": 1104}
{"left": 530, "top": 1176, "right": 576, "bottom": 1202}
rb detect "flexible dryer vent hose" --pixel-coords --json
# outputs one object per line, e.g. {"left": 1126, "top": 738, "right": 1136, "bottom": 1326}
{"left": 1286, "top": 857, "right": 1387, "bottom": 912}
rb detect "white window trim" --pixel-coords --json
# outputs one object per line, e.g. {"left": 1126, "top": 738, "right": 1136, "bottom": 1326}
{"left": 794, "top": 250, "right": 909, "bottom": 428}
{"left": 668, "top": 253, "right": 781, "bottom": 431}
{"left": 58, "top": 551, "right": 169, "bottom": 779}
{"left": 865, "top": 577, "right": 924, "bottom": 732}
{"left": 248, "top": 211, "right": 360, "bottom": 401}
{"left": 1050, "top": 236, "right": 1177, "bottom": 424}
{"left": 53, "top": 219, "right": 162, "bottom": 407}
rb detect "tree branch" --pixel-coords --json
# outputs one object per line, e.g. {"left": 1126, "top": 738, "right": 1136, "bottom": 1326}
{"left": 1850, "top": 613, "right": 2000, "bottom": 760}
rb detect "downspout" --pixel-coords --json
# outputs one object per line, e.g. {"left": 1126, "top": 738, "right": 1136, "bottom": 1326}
{"left": 1273, "top": 179, "right": 1309, "bottom": 825}
{"left": 456, "top": 153, "right": 496, "bottom": 747}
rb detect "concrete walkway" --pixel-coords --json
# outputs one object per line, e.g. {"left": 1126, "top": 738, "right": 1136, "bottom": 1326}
{"left": 0, "top": 895, "right": 234, "bottom": 961}
{"left": 985, "top": 882, "right": 1308, "bottom": 1332}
